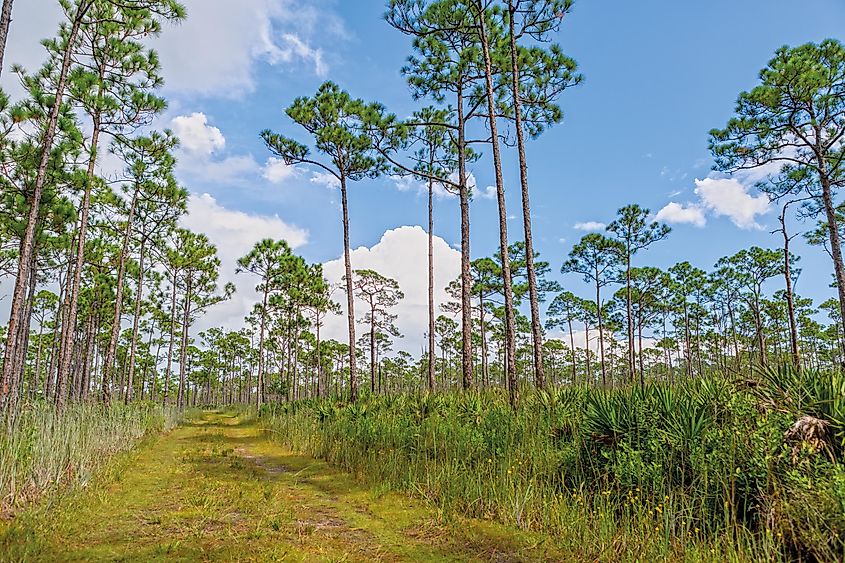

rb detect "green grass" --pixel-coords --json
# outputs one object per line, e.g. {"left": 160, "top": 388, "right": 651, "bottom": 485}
{"left": 1, "top": 410, "right": 584, "bottom": 562}
{"left": 0, "top": 401, "right": 180, "bottom": 514}
{"left": 260, "top": 370, "right": 845, "bottom": 562}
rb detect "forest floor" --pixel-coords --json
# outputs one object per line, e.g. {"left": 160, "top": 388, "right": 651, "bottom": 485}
{"left": 0, "top": 411, "right": 568, "bottom": 562}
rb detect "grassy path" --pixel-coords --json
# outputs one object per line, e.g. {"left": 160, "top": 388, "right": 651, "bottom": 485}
{"left": 1, "top": 411, "right": 564, "bottom": 562}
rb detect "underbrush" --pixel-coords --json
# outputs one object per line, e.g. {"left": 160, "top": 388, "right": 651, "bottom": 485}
{"left": 0, "top": 401, "right": 181, "bottom": 513}
{"left": 260, "top": 367, "right": 845, "bottom": 562}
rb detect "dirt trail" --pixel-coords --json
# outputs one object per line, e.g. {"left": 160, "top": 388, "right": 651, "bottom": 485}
{"left": 0, "top": 411, "right": 562, "bottom": 562}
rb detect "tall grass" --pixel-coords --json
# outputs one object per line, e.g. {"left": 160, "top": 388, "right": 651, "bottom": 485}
{"left": 261, "top": 369, "right": 845, "bottom": 562}
{"left": 0, "top": 401, "right": 180, "bottom": 512}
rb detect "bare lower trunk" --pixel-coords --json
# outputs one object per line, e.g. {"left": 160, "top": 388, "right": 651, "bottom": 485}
{"left": 177, "top": 276, "right": 192, "bottom": 408}
{"left": 1, "top": 4, "right": 87, "bottom": 405}
{"left": 340, "top": 174, "right": 358, "bottom": 401}
{"left": 427, "top": 175, "right": 436, "bottom": 393}
{"left": 477, "top": 2, "right": 516, "bottom": 405}
{"left": 821, "top": 171, "right": 845, "bottom": 339}
{"left": 0, "top": 0, "right": 14, "bottom": 76}
{"left": 125, "top": 243, "right": 145, "bottom": 404}
{"left": 779, "top": 208, "right": 801, "bottom": 369}
{"left": 369, "top": 311, "right": 376, "bottom": 394}
{"left": 457, "top": 87, "right": 473, "bottom": 391}
{"left": 596, "top": 280, "right": 607, "bottom": 387}
{"left": 256, "top": 286, "right": 267, "bottom": 409}
{"left": 56, "top": 125, "right": 101, "bottom": 412}
{"left": 162, "top": 273, "right": 177, "bottom": 405}
{"left": 507, "top": 0, "right": 544, "bottom": 390}
{"left": 626, "top": 260, "right": 635, "bottom": 383}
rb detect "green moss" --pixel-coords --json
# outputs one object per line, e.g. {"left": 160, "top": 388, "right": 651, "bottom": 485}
{"left": 1, "top": 411, "right": 572, "bottom": 562}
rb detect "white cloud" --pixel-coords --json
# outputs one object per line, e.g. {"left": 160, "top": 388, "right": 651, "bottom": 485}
{"left": 655, "top": 202, "right": 707, "bottom": 227}
{"left": 4, "top": 0, "right": 343, "bottom": 98}
{"left": 476, "top": 185, "right": 497, "bottom": 200}
{"left": 694, "top": 177, "right": 770, "bottom": 229}
{"left": 183, "top": 193, "right": 309, "bottom": 331}
{"left": 168, "top": 113, "right": 262, "bottom": 186}
{"left": 310, "top": 171, "right": 340, "bottom": 189}
{"left": 321, "top": 226, "right": 461, "bottom": 354}
{"left": 156, "top": 0, "right": 338, "bottom": 95}
{"left": 655, "top": 176, "right": 771, "bottom": 230}
{"left": 260, "top": 32, "right": 327, "bottom": 77}
{"left": 573, "top": 221, "right": 606, "bottom": 231}
{"left": 262, "top": 157, "right": 297, "bottom": 184}
{"left": 170, "top": 113, "right": 225, "bottom": 156}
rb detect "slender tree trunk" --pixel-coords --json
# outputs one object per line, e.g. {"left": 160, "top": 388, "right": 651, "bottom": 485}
{"left": 584, "top": 320, "right": 592, "bottom": 384}
{"left": 340, "top": 173, "right": 358, "bottom": 402}
{"left": 370, "top": 307, "right": 376, "bottom": 395}
{"left": 256, "top": 285, "right": 268, "bottom": 409}
{"left": 8, "top": 264, "right": 37, "bottom": 413}
{"left": 683, "top": 301, "right": 692, "bottom": 378}
{"left": 753, "top": 296, "right": 767, "bottom": 367}
{"left": 457, "top": 86, "right": 474, "bottom": 391}
{"left": 596, "top": 280, "right": 607, "bottom": 387}
{"left": 80, "top": 315, "right": 95, "bottom": 399}
{"left": 506, "top": 1, "right": 544, "bottom": 389}
{"left": 56, "top": 124, "right": 101, "bottom": 412}
{"left": 820, "top": 168, "right": 845, "bottom": 338}
{"left": 315, "top": 313, "right": 322, "bottom": 398}
{"left": 0, "top": 4, "right": 88, "bottom": 405}
{"left": 480, "top": 296, "right": 489, "bottom": 388}
{"left": 567, "top": 317, "right": 576, "bottom": 383}
{"left": 177, "top": 275, "right": 192, "bottom": 408}
{"left": 162, "top": 272, "right": 178, "bottom": 405}
{"left": 779, "top": 207, "right": 801, "bottom": 369}
{"left": 427, "top": 173, "right": 436, "bottom": 393}
{"left": 0, "top": 0, "right": 14, "bottom": 76}
{"left": 102, "top": 188, "right": 138, "bottom": 405}
{"left": 477, "top": 2, "right": 517, "bottom": 406}
{"left": 626, "top": 256, "right": 635, "bottom": 383}
{"left": 125, "top": 242, "right": 145, "bottom": 404}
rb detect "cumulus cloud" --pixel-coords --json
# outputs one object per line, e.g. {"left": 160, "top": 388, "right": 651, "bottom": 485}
{"left": 655, "top": 176, "right": 771, "bottom": 230}
{"left": 693, "top": 178, "right": 770, "bottom": 229}
{"left": 183, "top": 193, "right": 309, "bottom": 331}
{"left": 4, "top": 0, "right": 343, "bottom": 98}
{"left": 262, "top": 157, "right": 297, "bottom": 184}
{"left": 168, "top": 113, "right": 262, "bottom": 187}
{"left": 170, "top": 113, "right": 225, "bottom": 156}
{"left": 655, "top": 202, "right": 707, "bottom": 227}
{"left": 573, "top": 221, "right": 606, "bottom": 231}
{"left": 321, "top": 226, "right": 462, "bottom": 354}
{"left": 310, "top": 171, "right": 340, "bottom": 189}
{"left": 156, "top": 0, "right": 341, "bottom": 95}
{"left": 476, "top": 185, "right": 497, "bottom": 200}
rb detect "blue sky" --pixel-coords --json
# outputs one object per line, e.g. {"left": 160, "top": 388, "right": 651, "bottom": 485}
{"left": 7, "top": 0, "right": 845, "bottom": 348}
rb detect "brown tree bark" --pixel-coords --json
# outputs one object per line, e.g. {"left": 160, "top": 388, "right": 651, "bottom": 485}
{"left": 124, "top": 241, "right": 146, "bottom": 404}
{"left": 778, "top": 204, "right": 801, "bottom": 369}
{"left": 427, "top": 174, "right": 436, "bottom": 393}
{"left": 102, "top": 187, "right": 138, "bottom": 405}
{"left": 1, "top": 2, "right": 89, "bottom": 406}
{"left": 457, "top": 85, "right": 474, "bottom": 391}
{"left": 56, "top": 124, "right": 101, "bottom": 412}
{"left": 162, "top": 270, "right": 178, "bottom": 406}
{"left": 0, "top": 0, "right": 14, "bottom": 76}
{"left": 507, "top": 0, "right": 545, "bottom": 390}
{"left": 340, "top": 173, "right": 358, "bottom": 402}
{"left": 477, "top": 1, "right": 517, "bottom": 406}
{"left": 177, "top": 274, "right": 192, "bottom": 408}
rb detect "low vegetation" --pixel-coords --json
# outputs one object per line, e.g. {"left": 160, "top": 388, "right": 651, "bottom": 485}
{"left": 262, "top": 367, "right": 845, "bottom": 562}
{"left": 0, "top": 402, "right": 180, "bottom": 513}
